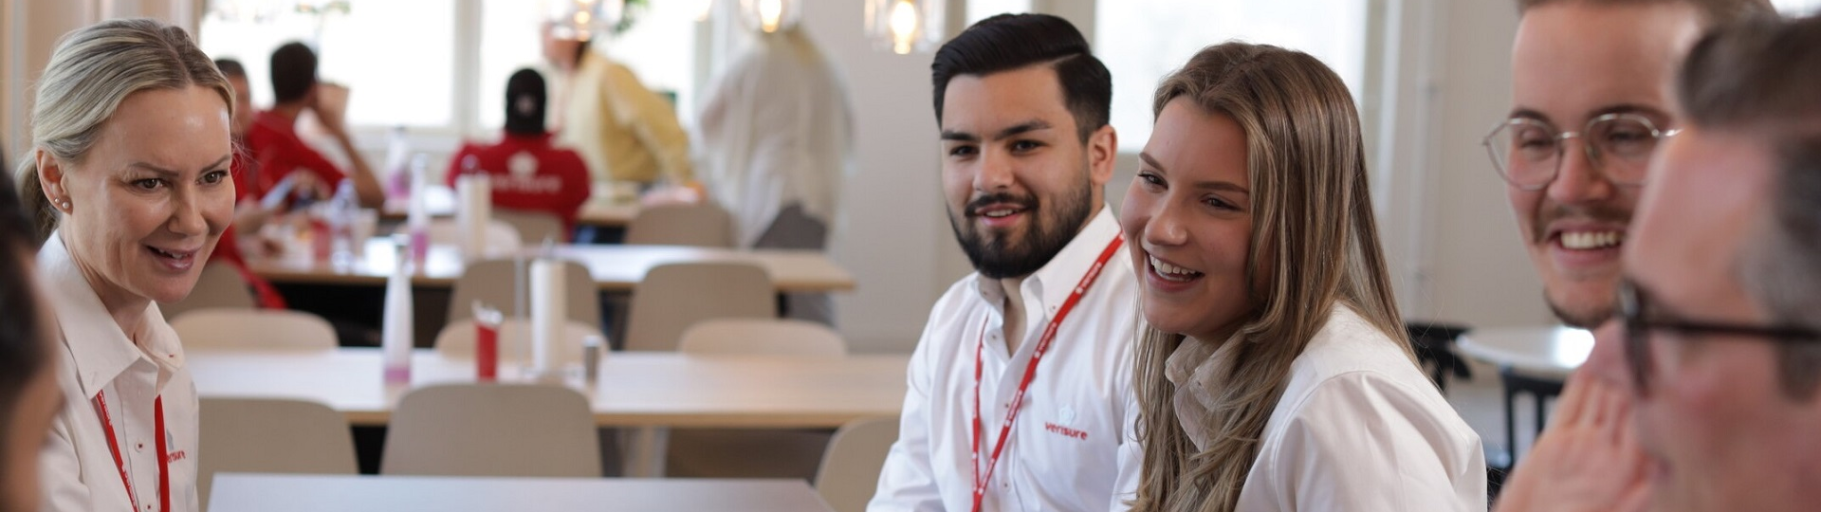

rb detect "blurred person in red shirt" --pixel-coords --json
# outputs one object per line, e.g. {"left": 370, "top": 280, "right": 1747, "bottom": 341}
{"left": 445, "top": 68, "right": 591, "bottom": 240}
{"left": 243, "top": 42, "right": 383, "bottom": 209}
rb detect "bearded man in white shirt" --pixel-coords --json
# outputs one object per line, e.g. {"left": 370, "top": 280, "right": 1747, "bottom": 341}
{"left": 869, "top": 13, "right": 1140, "bottom": 512}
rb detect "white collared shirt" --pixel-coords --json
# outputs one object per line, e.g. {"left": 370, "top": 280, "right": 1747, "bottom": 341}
{"left": 38, "top": 232, "right": 200, "bottom": 512}
{"left": 1232, "top": 305, "right": 1487, "bottom": 511}
{"left": 871, "top": 207, "right": 1142, "bottom": 512}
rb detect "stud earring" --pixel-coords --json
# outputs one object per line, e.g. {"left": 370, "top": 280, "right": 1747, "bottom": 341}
{"left": 59, "top": 199, "right": 71, "bottom": 210}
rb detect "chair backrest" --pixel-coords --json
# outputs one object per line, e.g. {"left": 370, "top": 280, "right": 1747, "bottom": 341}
{"left": 814, "top": 416, "right": 901, "bottom": 512}
{"left": 624, "top": 203, "right": 734, "bottom": 247}
{"left": 199, "top": 398, "right": 356, "bottom": 511}
{"left": 625, "top": 262, "right": 775, "bottom": 352}
{"left": 434, "top": 318, "right": 601, "bottom": 366}
{"left": 445, "top": 258, "right": 601, "bottom": 329}
{"left": 679, "top": 318, "right": 846, "bottom": 356}
{"left": 381, "top": 383, "right": 601, "bottom": 477}
{"left": 423, "top": 218, "right": 522, "bottom": 254}
{"left": 172, "top": 309, "right": 338, "bottom": 351}
{"left": 159, "top": 262, "right": 254, "bottom": 321}
{"left": 494, "top": 208, "right": 568, "bottom": 245}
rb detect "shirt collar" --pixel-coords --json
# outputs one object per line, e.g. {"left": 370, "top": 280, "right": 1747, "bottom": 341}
{"left": 38, "top": 232, "right": 186, "bottom": 399}
{"left": 971, "top": 205, "right": 1124, "bottom": 314}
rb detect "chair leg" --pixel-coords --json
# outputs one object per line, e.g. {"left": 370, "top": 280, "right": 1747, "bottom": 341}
{"left": 1501, "top": 367, "right": 1519, "bottom": 470}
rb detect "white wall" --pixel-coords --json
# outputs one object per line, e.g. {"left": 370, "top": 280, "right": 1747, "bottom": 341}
{"left": 1413, "top": 0, "right": 1554, "bottom": 328}
{"left": 797, "top": 0, "right": 969, "bottom": 353}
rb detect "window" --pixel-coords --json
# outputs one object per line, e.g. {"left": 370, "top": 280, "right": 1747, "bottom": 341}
{"left": 201, "top": 0, "right": 699, "bottom": 139}
{"left": 477, "top": 0, "right": 700, "bottom": 131}
{"left": 200, "top": 0, "right": 455, "bottom": 128}
{"left": 1094, "top": 0, "right": 1368, "bottom": 149}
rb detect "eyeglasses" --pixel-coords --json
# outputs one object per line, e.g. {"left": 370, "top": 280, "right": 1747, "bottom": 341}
{"left": 1618, "top": 280, "right": 1821, "bottom": 391}
{"left": 1481, "top": 113, "right": 1680, "bottom": 191}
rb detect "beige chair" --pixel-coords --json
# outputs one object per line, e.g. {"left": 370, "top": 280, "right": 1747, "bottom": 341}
{"left": 495, "top": 208, "right": 568, "bottom": 245}
{"left": 445, "top": 258, "right": 601, "bottom": 329}
{"left": 665, "top": 320, "right": 843, "bottom": 480}
{"left": 198, "top": 398, "right": 356, "bottom": 511}
{"left": 623, "top": 203, "right": 734, "bottom": 247}
{"left": 624, "top": 262, "right": 775, "bottom": 352}
{"left": 815, "top": 416, "right": 902, "bottom": 512}
{"left": 381, "top": 383, "right": 601, "bottom": 477}
{"left": 434, "top": 317, "right": 602, "bottom": 367}
{"left": 159, "top": 262, "right": 254, "bottom": 320}
{"left": 679, "top": 318, "right": 846, "bottom": 356}
{"left": 171, "top": 309, "right": 337, "bottom": 351}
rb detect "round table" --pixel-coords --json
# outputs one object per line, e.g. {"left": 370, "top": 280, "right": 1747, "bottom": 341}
{"left": 1455, "top": 325, "right": 1593, "bottom": 468}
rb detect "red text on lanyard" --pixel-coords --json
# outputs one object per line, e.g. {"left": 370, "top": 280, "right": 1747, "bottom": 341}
{"left": 93, "top": 390, "right": 170, "bottom": 512}
{"left": 971, "top": 235, "right": 1123, "bottom": 512}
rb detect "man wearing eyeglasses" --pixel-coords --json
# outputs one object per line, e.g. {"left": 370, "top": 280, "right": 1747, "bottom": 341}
{"left": 1493, "top": 8, "right": 1821, "bottom": 512}
{"left": 1485, "top": 0, "right": 1773, "bottom": 511}
{"left": 1587, "top": 14, "right": 1821, "bottom": 511}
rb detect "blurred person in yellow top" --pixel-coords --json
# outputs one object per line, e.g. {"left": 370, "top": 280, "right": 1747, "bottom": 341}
{"left": 541, "top": 21, "right": 694, "bottom": 189}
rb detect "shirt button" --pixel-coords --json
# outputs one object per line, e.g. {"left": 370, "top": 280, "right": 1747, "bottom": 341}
{"left": 135, "top": 442, "right": 145, "bottom": 452}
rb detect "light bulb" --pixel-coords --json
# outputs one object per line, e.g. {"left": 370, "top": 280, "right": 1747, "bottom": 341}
{"left": 759, "top": 0, "right": 784, "bottom": 33}
{"left": 889, "top": 0, "right": 920, "bottom": 54}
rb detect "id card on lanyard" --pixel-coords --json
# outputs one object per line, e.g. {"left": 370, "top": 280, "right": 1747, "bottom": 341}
{"left": 93, "top": 389, "right": 170, "bottom": 512}
{"left": 970, "top": 235, "right": 1122, "bottom": 512}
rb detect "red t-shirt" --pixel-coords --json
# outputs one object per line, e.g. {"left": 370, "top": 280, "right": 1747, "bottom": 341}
{"left": 206, "top": 149, "right": 288, "bottom": 309}
{"left": 243, "top": 110, "right": 348, "bottom": 199}
{"left": 443, "top": 132, "right": 592, "bottom": 238}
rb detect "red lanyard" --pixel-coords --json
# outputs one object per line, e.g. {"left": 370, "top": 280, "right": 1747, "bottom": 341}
{"left": 971, "top": 235, "right": 1123, "bottom": 512}
{"left": 93, "top": 390, "right": 170, "bottom": 512}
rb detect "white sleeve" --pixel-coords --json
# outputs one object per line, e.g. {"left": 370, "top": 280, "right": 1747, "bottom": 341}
{"left": 1261, "top": 373, "right": 1487, "bottom": 512}
{"left": 1106, "top": 380, "right": 1143, "bottom": 511}
{"left": 38, "top": 412, "right": 89, "bottom": 512}
{"left": 867, "top": 309, "right": 948, "bottom": 512}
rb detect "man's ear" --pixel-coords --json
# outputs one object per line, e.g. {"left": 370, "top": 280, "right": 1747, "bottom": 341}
{"left": 1088, "top": 124, "right": 1118, "bottom": 187}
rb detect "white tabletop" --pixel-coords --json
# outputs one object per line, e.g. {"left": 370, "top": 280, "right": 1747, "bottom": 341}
{"left": 1454, "top": 325, "right": 1593, "bottom": 376}
{"left": 189, "top": 348, "right": 908, "bottom": 428}
{"left": 381, "top": 185, "right": 639, "bottom": 228}
{"left": 208, "top": 474, "right": 833, "bottom": 512}
{"left": 246, "top": 239, "right": 856, "bottom": 292}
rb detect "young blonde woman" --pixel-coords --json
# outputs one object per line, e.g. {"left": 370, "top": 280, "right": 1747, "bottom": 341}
{"left": 15, "top": 19, "right": 237, "bottom": 512}
{"left": 1124, "top": 43, "right": 1487, "bottom": 511}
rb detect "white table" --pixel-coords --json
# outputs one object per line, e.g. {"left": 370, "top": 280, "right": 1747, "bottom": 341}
{"left": 1454, "top": 325, "right": 1591, "bottom": 467}
{"left": 1455, "top": 325, "right": 1592, "bottom": 377}
{"left": 208, "top": 473, "right": 834, "bottom": 512}
{"left": 247, "top": 239, "right": 856, "bottom": 293}
{"left": 189, "top": 348, "right": 909, "bottom": 476}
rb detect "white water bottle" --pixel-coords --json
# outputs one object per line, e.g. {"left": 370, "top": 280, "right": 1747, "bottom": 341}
{"left": 382, "top": 234, "right": 414, "bottom": 385}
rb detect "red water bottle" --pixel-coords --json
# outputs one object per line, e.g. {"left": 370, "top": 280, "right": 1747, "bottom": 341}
{"left": 473, "top": 302, "right": 502, "bottom": 381}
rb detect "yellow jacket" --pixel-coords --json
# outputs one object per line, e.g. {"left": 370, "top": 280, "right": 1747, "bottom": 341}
{"left": 558, "top": 50, "right": 694, "bottom": 184}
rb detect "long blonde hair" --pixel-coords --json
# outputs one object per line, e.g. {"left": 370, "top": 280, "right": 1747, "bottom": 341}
{"left": 11, "top": 18, "right": 234, "bottom": 245}
{"left": 1128, "top": 42, "right": 1411, "bottom": 512}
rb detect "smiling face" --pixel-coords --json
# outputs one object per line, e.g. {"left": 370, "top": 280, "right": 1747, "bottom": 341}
{"left": 1506, "top": 2, "right": 1703, "bottom": 327}
{"left": 39, "top": 85, "right": 236, "bottom": 308}
{"left": 1121, "top": 99, "right": 1254, "bottom": 341}
{"left": 939, "top": 64, "right": 1115, "bottom": 279}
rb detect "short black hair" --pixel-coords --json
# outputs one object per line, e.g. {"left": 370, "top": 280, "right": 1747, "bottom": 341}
{"left": 214, "top": 58, "right": 246, "bottom": 80}
{"left": 269, "top": 41, "right": 318, "bottom": 104}
{"left": 931, "top": 13, "right": 1112, "bottom": 142}
{"left": 504, "top": 68, "right": 548, "bottom": 135}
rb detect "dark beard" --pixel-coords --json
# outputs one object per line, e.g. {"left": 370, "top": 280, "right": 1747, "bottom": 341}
{"left": 1546, "top": 291, "right": 1615, "bottom": 329}
{"left": 948, "top": 177, "right": 1095, "bottom": 279}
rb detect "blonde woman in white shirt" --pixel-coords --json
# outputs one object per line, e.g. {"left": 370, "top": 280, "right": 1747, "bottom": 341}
{"left": 14, "top": 19, "right": 237, "bottom": 512}
{"left": 1122, "top": 42, "right": 1486, "bottom": 512}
